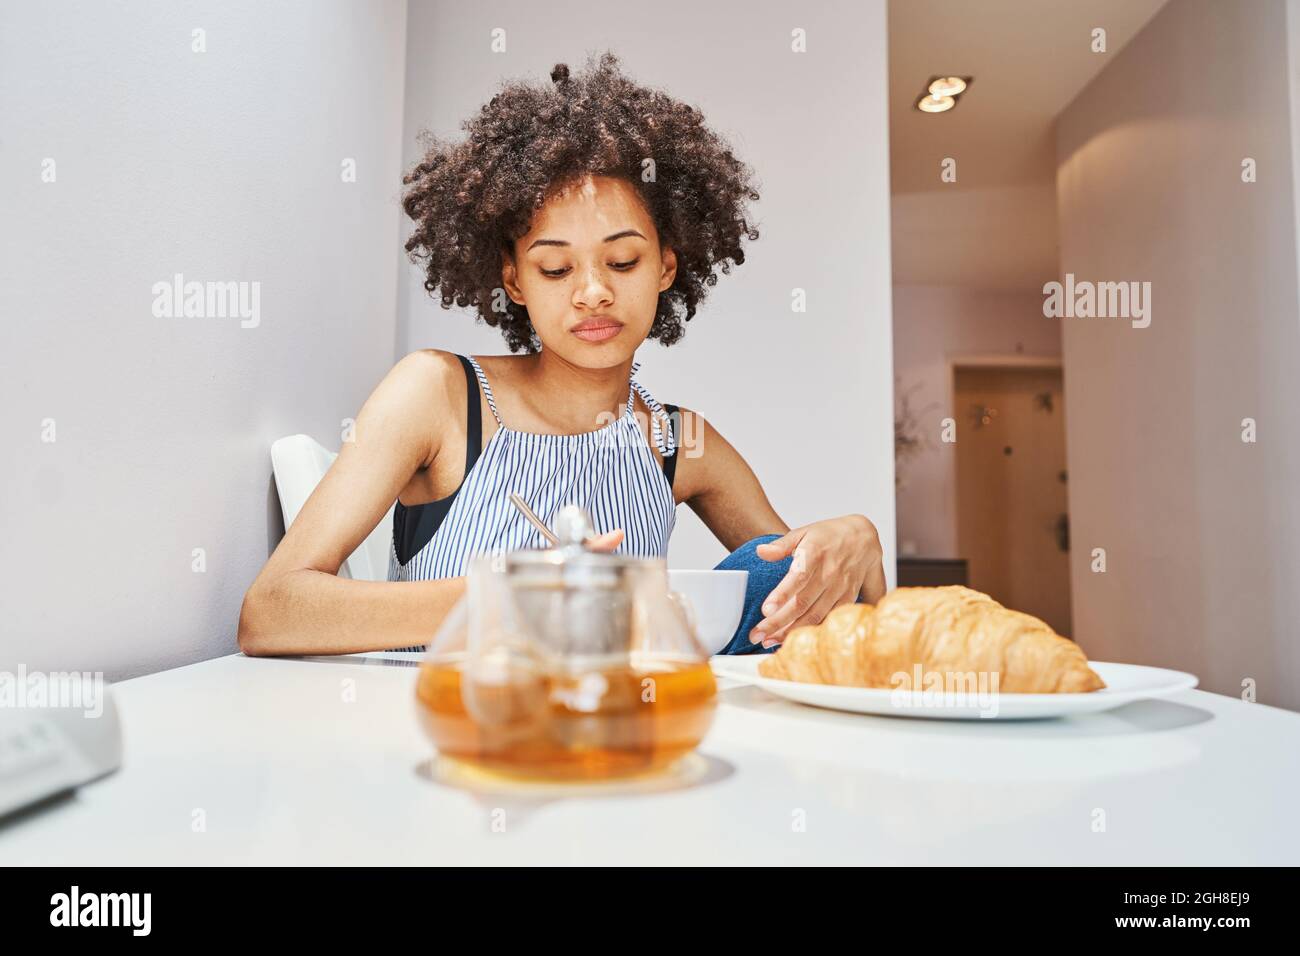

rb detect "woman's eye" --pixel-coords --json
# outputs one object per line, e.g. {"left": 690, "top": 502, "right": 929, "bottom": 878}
{"left": 539, "top": 259, "right": 639, "bottom": 279}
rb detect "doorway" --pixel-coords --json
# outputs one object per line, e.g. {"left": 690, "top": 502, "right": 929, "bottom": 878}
{"left": 953, "top": 363, "right": 1072, "bottom": 635}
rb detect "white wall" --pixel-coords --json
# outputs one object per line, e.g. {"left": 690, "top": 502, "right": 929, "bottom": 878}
{"left": 1056, "top": 0, "right": 1300, "bottom": 708}
{"left": 398, "top": 0, "right": 897, "bottom": 577}
{"left": 0, "top": 1, "right": 409, "bottom": 681}
{"left": 892, "top": 185, "right": 1059, "bottom": 290}
{"left": 892, "top": 285, "right": 1061, "bottom": 558}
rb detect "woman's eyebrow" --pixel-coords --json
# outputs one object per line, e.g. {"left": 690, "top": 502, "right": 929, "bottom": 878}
{"left": 526, "top": 229, "right": 646, "bottom": 250}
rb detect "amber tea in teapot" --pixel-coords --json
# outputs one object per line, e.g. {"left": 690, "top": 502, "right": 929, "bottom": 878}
{"left": 417, "top": 654, "right": 716, "bottom": 780}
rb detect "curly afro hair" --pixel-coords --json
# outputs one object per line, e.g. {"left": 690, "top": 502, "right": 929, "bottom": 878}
{"left": 401, "top": 51, "right": 761, "bottom": 353}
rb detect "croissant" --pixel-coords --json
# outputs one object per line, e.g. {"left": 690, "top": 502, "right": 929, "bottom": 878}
{"left": 757, "top": 586, "right": 1105, "bottom": 693}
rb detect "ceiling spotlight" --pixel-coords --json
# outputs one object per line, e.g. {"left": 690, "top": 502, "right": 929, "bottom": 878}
{"left": 928, "top": 76, "right": 967, "bottom": 97}
{"left": 917, "top": 94, "right": 955, "bottom": 113}
{"left": 916, "top": 75, "right": 972, "bottom": 113}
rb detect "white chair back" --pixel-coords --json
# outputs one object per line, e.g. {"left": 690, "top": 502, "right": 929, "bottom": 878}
{"left": 270, "top": 434, "right": 393, "bottom": 582}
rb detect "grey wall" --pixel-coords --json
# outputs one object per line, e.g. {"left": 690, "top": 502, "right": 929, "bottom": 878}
{"left": 0, "top": 0, "right": 409, "bottom": 681}
{"left": 1056, "top": 0, "right": 1300, "bottom": 708}
{"left": 397, "top": 0, "right": 898, "bottom": 576}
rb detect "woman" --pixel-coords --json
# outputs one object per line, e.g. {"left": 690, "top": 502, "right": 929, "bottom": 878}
{"left": 238, "top": 53, "right": 885, "bottom": 657}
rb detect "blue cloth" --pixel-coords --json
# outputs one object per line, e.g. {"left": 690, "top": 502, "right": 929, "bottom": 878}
{"left": 712, "top": 533, "right": 867, "bottom": 655}
{"left": 712, "top": 534, "right": 787, "bottom": 655}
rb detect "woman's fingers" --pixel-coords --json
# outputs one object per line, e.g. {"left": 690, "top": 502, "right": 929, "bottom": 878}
{"left": 584, "top": 528, "right": 625, "bottom": 552}
{"left": 762, "top": 587, "right": 852, "bottom": 647}
{"left": 756, "top": 544, "right": 811, "bottom": 619}
{"left": 750, "top": 578, "right": 826, "bottom": 646}
{"left": 754, "top": 527, "right": 807, "bottom": 563}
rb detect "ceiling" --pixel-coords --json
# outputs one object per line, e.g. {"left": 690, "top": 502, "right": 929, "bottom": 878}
{"left": 888, "top": 0, "right": 1168, "bottom": 289}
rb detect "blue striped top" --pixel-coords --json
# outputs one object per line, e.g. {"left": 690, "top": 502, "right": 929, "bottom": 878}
{"left": 386, "top": 354, "right": 679, "bottom": 650}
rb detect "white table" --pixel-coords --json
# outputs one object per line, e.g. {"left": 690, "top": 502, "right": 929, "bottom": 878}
{"left": 3, "top": 652, "right": 1298, "bottom": 865}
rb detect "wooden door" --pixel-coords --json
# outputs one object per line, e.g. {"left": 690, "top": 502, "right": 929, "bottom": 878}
{"left": 954, "top": 365, "right": 1072, "bottom": 635}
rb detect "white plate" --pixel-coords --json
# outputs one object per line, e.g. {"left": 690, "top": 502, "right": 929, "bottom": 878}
{"left": 709, "top": 657, "right": 1198, "bottom": 720}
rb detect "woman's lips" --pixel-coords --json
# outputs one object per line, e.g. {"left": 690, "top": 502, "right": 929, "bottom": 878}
{"left": 571, "top": 321, "right": 623, "bottom": 343}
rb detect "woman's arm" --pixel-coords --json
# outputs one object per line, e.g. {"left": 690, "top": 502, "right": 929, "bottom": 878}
{"left": 238, "top": 350, "right": 465, "bottom": 656}
{"left": 673, "top": 408, "right": 790, "bottom": 552}
{"left": 675, "top": 407, "right": 886, "bottom": 645}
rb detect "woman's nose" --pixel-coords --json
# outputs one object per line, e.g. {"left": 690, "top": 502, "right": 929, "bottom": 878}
{"left": 573, "top": 264, "right": 614, "bottom": 309}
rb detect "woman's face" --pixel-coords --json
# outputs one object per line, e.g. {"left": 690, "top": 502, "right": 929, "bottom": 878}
{"left": 502, "top": 174, "right": 677, "bottom": 367}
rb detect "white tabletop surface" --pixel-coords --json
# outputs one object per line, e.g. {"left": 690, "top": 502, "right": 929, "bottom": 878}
{"left": 3, "top": 652, "right": 1298, "bottom": 865}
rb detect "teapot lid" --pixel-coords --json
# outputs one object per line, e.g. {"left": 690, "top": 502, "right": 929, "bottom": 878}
{"left": 502, "top": 504, "right": 655, "bottom": 577}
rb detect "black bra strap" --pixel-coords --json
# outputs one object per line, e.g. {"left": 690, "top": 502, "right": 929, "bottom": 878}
{"left": 661, "top": 403, "right": 679, "bottom": 491}
{"left": 456, "top": 353, "right": 483, "bottom": 476}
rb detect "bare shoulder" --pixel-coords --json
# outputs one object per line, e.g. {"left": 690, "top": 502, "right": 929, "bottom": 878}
{"left": 355, "top": 349, "right": 466, "bottom": 467}
{"left": 667, "top": 405, "right": 738, "bottom": 500}
{"left": 368, "top": 349, "right": 464, "bottom": 416}
{"left": 395, "top": 347, "right": 463, "bottom": 381}
{"left": 669, "top": 404, "right": 729, "bottom": 456}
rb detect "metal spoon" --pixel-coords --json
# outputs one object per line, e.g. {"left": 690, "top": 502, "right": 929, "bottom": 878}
{"left": 508, "top": 493, "right": 561, "bottom": 547}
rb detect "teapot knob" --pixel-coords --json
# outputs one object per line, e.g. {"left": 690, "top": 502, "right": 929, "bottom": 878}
{"left": 553, "top": 504, "right": 595, "bottom": 549}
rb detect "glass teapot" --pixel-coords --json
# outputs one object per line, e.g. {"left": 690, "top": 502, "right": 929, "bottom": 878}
{"left": 415, "top": 505, "right": 717, "bottom": 781}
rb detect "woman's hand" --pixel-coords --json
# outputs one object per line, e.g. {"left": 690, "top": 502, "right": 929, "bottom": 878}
{"left": 750, "top": 514, "right": 885, "bottom": 648}
{"left": 586, "top": 529, "right": 625, "bottom": 552}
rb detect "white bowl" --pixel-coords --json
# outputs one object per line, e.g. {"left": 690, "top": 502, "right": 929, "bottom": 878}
{"left": 667, "top": 569, "right": 748, "bottom": 655}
